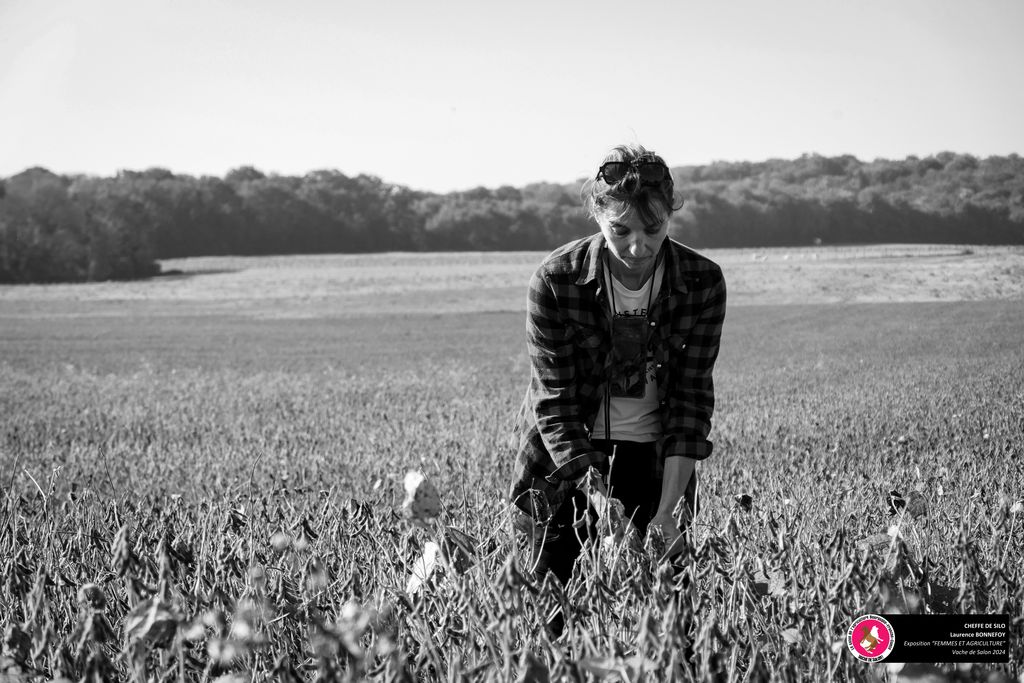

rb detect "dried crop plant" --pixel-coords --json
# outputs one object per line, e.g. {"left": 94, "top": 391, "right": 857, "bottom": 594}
{"left": 1, "top": 308, "right": 1022, "bottom": 681}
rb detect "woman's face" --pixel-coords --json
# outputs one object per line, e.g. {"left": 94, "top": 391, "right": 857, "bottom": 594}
{"left": 598, "top": 209, "right": 668, "bottom": 278}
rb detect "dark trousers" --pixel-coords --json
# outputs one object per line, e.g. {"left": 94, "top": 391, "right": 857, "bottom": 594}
{"left": 529, "top": 439, "right": 662, "bottom": 586}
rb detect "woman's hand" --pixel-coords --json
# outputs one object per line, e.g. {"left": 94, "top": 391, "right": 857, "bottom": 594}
{"left": 576, "top": 468, "right": 622, "bottom": 529}
{"left": 649, "top": 456, "right": 696, "bottom": 559}
{"left": 576, "top": 468, "right": 642, "bottom": 551}
{"left": 646, "top": 512, "right": 685, "bottom": 559}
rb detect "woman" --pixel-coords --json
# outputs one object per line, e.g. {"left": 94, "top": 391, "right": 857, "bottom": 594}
{"left": 509, "top": 143, "right": 726, "bottom": 589}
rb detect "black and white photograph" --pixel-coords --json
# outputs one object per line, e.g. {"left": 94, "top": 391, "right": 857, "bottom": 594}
{"left": 1, "top": 0, "right": 1022, "bottom": 680}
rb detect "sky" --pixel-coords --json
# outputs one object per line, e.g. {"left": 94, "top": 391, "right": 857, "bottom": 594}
{"left": 2, "top": 0, "right": 1022, "bottom": 193}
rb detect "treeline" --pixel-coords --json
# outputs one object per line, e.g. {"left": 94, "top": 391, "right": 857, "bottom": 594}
{"left": 1, "top": 152, "right": 1022, "bottom": 282}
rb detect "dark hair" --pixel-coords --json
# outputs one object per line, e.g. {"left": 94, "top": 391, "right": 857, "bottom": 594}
{"left": 582, "top": 143, "right": 683, "bottom": 227}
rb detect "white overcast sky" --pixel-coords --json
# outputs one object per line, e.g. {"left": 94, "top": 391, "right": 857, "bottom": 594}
{"left": 2, "top": 0, "right": 1022, "bottom": 193}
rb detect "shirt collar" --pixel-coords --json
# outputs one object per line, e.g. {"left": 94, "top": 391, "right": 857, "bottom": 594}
{"left": 574, "top": 233, "right": 605, "bottom": 287}
{"left": 661, "top": 237, "right": 690, "bottom": 294}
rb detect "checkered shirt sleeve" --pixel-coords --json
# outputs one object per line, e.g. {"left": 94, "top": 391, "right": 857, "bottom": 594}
{"left": 525, "top": 268, "right": 608, "bottom": 482}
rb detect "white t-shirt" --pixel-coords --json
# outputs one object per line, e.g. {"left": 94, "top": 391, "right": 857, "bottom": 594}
{"left": 593, "top": 262, "right": 664, "bottom": 443}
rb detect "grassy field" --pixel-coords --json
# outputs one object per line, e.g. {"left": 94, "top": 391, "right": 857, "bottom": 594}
{"left": 1, "top": 245, "right": 1022, "bottom": 681}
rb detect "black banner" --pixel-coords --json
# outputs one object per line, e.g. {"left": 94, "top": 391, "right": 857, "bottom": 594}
{"left": 884, "top": 614, "right": 1010, "bottom": 663}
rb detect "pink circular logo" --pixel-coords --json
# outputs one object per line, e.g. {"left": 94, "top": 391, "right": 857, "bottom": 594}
{"left": 847, "top": 615, "right": 894, "bottom": 661}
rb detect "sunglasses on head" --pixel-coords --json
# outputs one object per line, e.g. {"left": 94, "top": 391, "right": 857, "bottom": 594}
{"left": 596, "top": 158, "right": 669, "bottom": 186}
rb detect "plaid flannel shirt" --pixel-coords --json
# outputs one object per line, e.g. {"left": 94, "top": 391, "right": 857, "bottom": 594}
{"left": 509, "top": 232, "right": 726, "bottom": 524}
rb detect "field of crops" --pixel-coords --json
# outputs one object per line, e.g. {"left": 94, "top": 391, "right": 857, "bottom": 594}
{"left": 1, "top": 245, "right": 1022, "bottom": 681}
